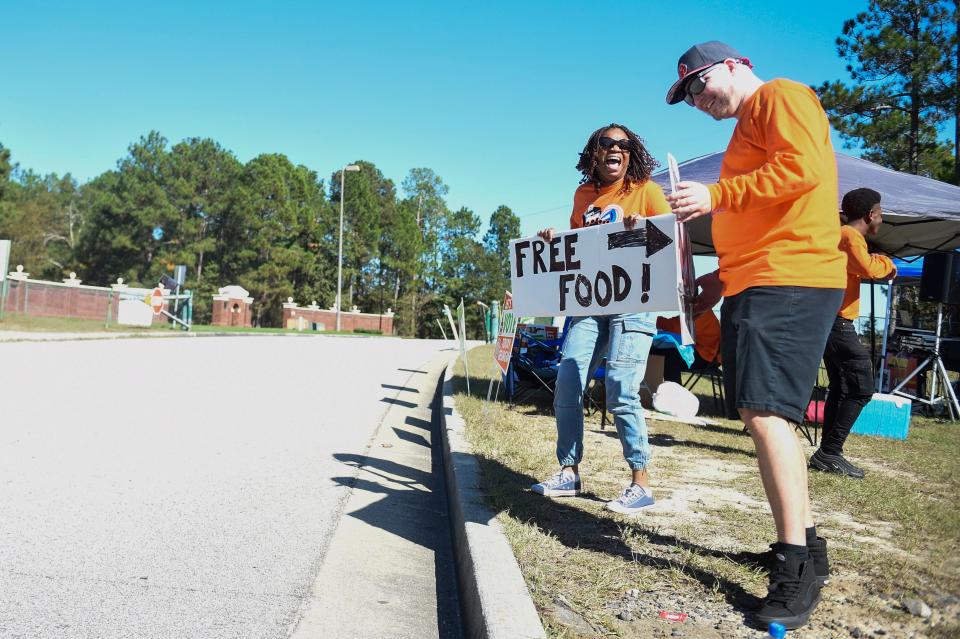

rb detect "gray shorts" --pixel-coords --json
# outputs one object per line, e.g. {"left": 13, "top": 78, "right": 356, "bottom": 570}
{"left": 721, "top": 286, "right": 844, "bottom": 423}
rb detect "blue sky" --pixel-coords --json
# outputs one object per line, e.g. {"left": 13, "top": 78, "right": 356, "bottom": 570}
{"left": 2, "top": 0, "right": 870, "bottom": 239}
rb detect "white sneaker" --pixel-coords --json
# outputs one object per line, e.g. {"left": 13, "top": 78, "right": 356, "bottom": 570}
{"left": 531, "top": 471, "right": 582, "bottom": 497}
{"left": 605, "top": 484, "right": 655, "bottom": 515}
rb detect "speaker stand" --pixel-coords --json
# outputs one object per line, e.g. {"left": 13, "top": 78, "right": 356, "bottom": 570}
{"left": 889, "top": 303, "right": 960, "bottom": 421}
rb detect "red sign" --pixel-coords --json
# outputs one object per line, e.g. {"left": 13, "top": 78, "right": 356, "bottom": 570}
{"left": 150, "top": 287, "right": 164, "bottom": 314}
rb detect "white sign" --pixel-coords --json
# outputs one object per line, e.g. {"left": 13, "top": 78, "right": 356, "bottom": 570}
{"left": 510, "top": 214, "right": 683, "bottom": 319}
{"left": 118, "top": 299, "right": 154, "bottom": 327}
{"left": 668, "top": 152, "right": 697, "bottom": 345}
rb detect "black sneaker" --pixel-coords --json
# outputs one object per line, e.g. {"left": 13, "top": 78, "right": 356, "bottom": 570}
{"left": 808, "top": 537, "right": 830, "bottom": 587}
{"left": 761, "top": 537, "right": 829, "bottom": 587}
{"left": 809, "top": 448, "right": 865, "bottom": 479}
{"left": 754, "top": 549, "right": 821, "bottom": 629}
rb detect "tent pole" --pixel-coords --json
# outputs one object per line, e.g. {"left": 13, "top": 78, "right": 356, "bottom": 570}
{"left": 870, "top": 281, "right": 877, "bottom": 372}
{"left": 878, "top": 281, "right": 894, "bottom": 391}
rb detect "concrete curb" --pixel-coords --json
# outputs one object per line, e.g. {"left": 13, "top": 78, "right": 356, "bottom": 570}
{"left": 438, "top": 355, "right": 546, "bottom": 639}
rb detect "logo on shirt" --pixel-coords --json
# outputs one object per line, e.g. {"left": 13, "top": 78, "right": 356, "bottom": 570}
{"left": 582, "top": 204, "right": 624, "bottom": 227}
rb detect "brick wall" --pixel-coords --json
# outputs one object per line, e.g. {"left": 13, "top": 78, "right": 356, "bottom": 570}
{"left": 281, "top": 305, "right": 394, "bottom": 335}
{"left": 2, "top": 278, "right": 168, "bottom": 325}
{"left": 4, "top": 279, "right": 119, "bottom": 321}
{"left": 211, "top": 298, "right": 253, "bottom": 327}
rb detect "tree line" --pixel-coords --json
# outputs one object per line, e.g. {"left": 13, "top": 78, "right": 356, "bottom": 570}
{"left": 1, "top": 0, "right": 955, "bottom": 337}
{"left": 0, "top": 133, "right": 519, "bottom": 338}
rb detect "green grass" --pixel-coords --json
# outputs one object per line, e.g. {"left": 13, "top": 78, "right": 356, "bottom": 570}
{"left": 452, "top": 344, "right": 960, "bottom": 638}
{"left": 0, "top": 313, "right": 388, "bottom": 336}
{"left": 0, "top": 313, "right": 167, "bottom": 333}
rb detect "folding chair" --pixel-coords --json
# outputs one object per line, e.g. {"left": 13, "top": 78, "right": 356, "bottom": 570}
{"left": 682, "top": 358, "right": 726, "bottom": 416}
{"left": 797, "top": 364, "right": 829, "bottom": 446}
{"left": 504, "top": 328, "right": 564, "bottom": 404}
{"left": 505, "top": 319, "right": 608, "bottom": 427}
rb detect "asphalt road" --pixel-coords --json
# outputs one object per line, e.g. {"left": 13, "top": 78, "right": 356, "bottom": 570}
{"left": 0, "top": 335, "right": 456, "bottom": 639}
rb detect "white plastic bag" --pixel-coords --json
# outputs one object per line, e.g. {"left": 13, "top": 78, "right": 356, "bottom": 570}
{"left": 652, "top": 381, "right": 700, "bottom": 418}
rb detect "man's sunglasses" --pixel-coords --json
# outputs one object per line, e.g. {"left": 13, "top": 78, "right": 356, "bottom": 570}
{"left": 598, "top": 136, "right": 634, "bottom": 151}
{"left": 684, "top": 63, "right": 724, "bottom": 106}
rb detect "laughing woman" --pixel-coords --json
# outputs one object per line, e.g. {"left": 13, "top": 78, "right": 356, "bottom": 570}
{"left": 531, "top": 123, "right": 669, "bottom": 515}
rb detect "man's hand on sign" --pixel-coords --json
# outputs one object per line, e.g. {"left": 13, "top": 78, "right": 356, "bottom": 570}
{"left": 693, "top": 270, "right": 722, "bottom": 315}
{"left": 624, "top": 214, "right": 642, "bottom": 230}
{"left": 666, "top": 181, "right": 713, "bottom": 222}
{"left": 537, "top": 227, "right": 557, "bottom": 241}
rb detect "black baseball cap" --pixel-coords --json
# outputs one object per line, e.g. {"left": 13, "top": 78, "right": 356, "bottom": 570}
{"left": 665, "top": 41, "right": 753, "bottom": 105}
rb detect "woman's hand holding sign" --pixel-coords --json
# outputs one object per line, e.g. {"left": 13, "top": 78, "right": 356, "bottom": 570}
{"left": 666, "top": 181, "right": 713, "bottom": 222}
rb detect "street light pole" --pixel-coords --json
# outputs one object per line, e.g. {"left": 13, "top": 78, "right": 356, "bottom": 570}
{"left": 336, "top": 164, "right": 360, "bottom": 332}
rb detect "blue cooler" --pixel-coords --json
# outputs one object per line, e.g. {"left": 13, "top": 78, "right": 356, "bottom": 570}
{"left": 850, "top": 393, "right": 912, "bottom": 440}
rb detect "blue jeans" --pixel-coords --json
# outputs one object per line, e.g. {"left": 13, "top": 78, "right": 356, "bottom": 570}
{"left": 554, "top": 313, "right": 654, "bottom": 471}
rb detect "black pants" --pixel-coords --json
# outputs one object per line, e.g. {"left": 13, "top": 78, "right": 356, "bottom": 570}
{"left": 650, "top": 346, "right": 712, "bottom": 384}
{"left": 822, "top": 317, "right": 875, "bottom": 455}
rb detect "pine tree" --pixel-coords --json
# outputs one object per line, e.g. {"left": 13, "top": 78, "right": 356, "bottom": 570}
{"left": 816, "top": 0, "right": 957, "bottom": 182}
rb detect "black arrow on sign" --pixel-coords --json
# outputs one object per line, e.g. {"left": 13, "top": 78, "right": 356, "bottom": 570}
{"left": 607, "top": 219, "right": 674, "bottom": 258}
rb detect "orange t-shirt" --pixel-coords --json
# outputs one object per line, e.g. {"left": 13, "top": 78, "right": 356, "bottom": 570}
{"left": 837, "top": 225, "right": 896, "bottom": 320}
{"left": 656, "top": 310, "right": 721, "bottom": 363}
{"left": 570, "top": 178, "right": 670, "bottom": 229}
{"left": 706, "top": 79, "right": 846, "bottom": 297}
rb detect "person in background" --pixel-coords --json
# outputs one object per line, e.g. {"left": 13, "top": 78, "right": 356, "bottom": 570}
{"left": 530, "top": 123, "right": 669, "bottom": 516}
{"left": 654, "top": 309, "right": 721, "bottom": 384}
{"left": 811, "top": 188, "right": 896, "bottom": 479}
{"left": 664, "top": 41, "right": 846, "bottom": 629}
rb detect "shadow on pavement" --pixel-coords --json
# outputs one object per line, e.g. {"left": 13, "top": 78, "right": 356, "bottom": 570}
{"left": 392, "top": 427, "right": 431, "bottom": 448}
{"left": 382, "top": 383, "right": 420, "bottom": 393}
{"left": 330, "top": 429, "right": 462, "bottom": 637}
{"left": 380, "top": 396, "right": 418, "bottom": 409}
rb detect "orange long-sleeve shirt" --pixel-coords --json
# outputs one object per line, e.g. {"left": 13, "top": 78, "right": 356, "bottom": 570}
{"left": 570, "top": 178, "right": 670, "bottom": 229}
{"left": 837, "top": 225, "right": 897, "bottom": 320}
{"left": 706, "top": 79, "right": 846, "bottom": 297}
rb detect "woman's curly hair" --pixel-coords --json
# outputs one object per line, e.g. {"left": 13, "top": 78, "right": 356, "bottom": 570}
{"left": 576, "top": 123, "right": 659, "bottom": 194}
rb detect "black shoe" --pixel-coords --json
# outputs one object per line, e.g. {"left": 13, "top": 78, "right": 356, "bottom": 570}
{"left": 808, "top": 537, "right": 830, "bottom": 587}
{"left": 761, "top": 537, "right": 830, "bottom": 587}
{"left": 809, "top": 448, "right": 865, "bottom": 479}
{"left": 754, "top": 548, "right": 822, "bottom": 630}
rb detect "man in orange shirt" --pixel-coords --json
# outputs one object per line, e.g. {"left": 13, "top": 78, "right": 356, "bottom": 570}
{"left": 664, "top": 41, "right": 846, "bottom": 630}
{"left": 811, "top": 188, "right": 896, "bottom": 479}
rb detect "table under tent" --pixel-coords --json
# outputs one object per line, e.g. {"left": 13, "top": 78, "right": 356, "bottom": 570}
{"left": 651, "top": 152, "right": 960, "bottom": 419}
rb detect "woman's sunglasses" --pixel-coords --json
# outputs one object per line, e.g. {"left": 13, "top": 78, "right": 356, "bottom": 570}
{"left": 598, "top": 136, "right": 634, "bottom": 151}
{"left": 684, "top": 63, "right": 724, "bottom": 106}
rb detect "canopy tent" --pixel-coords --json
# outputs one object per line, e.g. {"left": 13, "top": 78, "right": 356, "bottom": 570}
{"left": 652, "top": 152, "right": 960, "bottom": 259}
{"left": 653, "top": 152, "right": 960, "bottom": 412}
